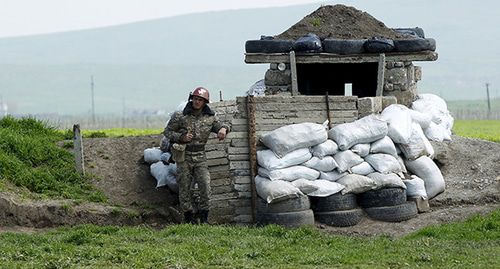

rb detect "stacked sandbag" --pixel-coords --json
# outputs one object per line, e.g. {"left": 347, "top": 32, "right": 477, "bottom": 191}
{"left": 144, "top": 148, "right": 178, "bottom": 193}
{"left": 411, "top": 94, "right": 454, "bottom": 142}
{"left": 255, "top": 109, "right": 449, "bottom": 226}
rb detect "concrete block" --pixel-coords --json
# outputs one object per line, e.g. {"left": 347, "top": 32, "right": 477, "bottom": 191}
{"left": 382, "top": 96, "right": 398, "bottom": 110}
{"left": 408, "top": 196, "right": 430, "bottom": 213}
{"left": 234, "top": 183, "right": 252, "bottom": 192}
{"left": 265, "top": 69, "right": 291, "bottom": 86}
{"left": 358, "top": 97, "right": 383, "bottom": 118}
{"left": 414, "top": 66, "right": 422, "bottom": 81}
{"left": 385, "top": 67, "right": 407, "bottom": 85}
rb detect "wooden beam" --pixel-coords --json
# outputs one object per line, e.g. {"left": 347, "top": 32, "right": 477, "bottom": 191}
{"left": 246, "top": 96, "right": 258, "bottom": 223}
{"left": 290, "top": 51, "right": 299, "bottom": 96}
{"left": 73, "top": 124, "right": 85, "bottom": 175}
{"left": 245, "top": 51, "right": 438, "bottom": 64}
{"left": 376, "top": 53, "right": 386, "bottom": 96}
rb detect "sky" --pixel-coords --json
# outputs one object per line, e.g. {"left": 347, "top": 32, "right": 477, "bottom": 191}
{"left": 0, "top": 0, "right": 322, "bottom": 38}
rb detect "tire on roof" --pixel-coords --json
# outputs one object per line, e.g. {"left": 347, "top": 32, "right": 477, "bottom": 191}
{"left": 394, "top": 38, "right": 436, "bottom": 52}
{"left": 322, "top": 39, "right": 366, "bottom": 55}
{"left": 245, "top": 39, "right": 294, "bottom": 53}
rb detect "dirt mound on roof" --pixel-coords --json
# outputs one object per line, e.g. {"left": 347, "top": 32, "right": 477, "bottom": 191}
{"left": 276, "top": 4, "right": 409, "bottom": 40}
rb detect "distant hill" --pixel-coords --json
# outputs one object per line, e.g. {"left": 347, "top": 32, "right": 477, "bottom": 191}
{"left": 0, "top": 0, "right": 499, "bottom": 115}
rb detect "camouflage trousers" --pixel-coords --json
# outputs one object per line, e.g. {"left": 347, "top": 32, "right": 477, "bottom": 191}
{"left": 176, "top": 152, "right": 211, "bottom": 213}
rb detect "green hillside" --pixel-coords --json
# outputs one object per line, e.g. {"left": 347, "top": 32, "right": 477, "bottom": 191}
{"left": 0, "top": 1, "right": 499, "bottom": 115}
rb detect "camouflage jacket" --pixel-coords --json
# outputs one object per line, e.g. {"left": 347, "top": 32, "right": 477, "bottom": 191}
{"left": 163, "top": 102, "right": 230, "bottom": 148}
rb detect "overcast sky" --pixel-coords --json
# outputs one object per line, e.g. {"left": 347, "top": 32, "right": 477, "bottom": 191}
{"left": 0, "top": 0, "right": 323, "bottom": 38}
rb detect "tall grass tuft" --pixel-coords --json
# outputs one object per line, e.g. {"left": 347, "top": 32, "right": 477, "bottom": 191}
{"left": 0, "top": 116, "right": 106, "bottom": 202}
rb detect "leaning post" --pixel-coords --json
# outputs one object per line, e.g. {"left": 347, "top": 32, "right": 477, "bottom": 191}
{"left": 73, "top": 124, "right": 85, "bottom": 175}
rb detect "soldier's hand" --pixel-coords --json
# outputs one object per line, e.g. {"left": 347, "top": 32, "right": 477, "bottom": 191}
{"left": 217, "top": 128, "right": 227, "bottom": 141}
{"left": 181, "top": 132, "right": 193, "bottom": 143}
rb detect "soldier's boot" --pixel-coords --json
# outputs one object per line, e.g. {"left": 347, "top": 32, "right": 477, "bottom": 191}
{"left": 183, "top": 211, "right": 196, "bottom": 224}
{"left": 199, "top": 210, "right": 209, "bottom": 224}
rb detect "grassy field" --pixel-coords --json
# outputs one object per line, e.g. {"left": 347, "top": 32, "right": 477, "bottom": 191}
{"left": 0, "top": 209, "right": 498, "bottom": 268}
{"left": 453, "top": 120, "right": 500, "bottom": 143}
{"left": 0, "top": 116, "right": 106, "bottom": 202}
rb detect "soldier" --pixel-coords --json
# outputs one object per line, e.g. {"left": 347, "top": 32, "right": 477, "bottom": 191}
{"left": 164, "top": 87, "right": 230, "bottom": 224}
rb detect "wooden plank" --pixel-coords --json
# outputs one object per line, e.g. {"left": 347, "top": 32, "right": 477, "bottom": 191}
{"left": 247, "top": 95, "right": 357, "bottom": 103}
{"left": 376, "top": 53, "right": 386, "bottom": 96}
{"left": 228, "top": 154, "right": 250, "bottom": 161}
{"left": 245, "top": 51, "right": 438, "bottom": 64}
{"left": 290, "top": 51, "right": 299, "bottom": 96}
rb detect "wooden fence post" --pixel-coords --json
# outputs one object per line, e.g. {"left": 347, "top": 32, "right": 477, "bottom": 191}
{"left": 73, "top": 124, "right": 85, "bottom": 175}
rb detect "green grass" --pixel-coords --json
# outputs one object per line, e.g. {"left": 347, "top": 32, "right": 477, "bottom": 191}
{"left": 453, "top": 120, "right": 500, "bottom": 143}
{"left": 0, "top": 209, "right": 498, "bottom": 268}
{"left": 0, "top": 116, "right": 106, "bottom": 202}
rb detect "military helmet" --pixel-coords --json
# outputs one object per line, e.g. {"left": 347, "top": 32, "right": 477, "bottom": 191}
{"left": 191, "top": 87, "right": 210, "bottom": 103}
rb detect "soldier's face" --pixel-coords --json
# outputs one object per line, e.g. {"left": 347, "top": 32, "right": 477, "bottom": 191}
{"left": 192, "top": 96, "right": 206, "bottom": 110}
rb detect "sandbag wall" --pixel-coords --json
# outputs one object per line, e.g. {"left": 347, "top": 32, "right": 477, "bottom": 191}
{"left": 206, "top": 96, "right": 360, "bottom": 224}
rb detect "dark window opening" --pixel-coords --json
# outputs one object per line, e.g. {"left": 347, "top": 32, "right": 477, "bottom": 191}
{"left": 296, "top": 63, "right": 378, "bottom": 97}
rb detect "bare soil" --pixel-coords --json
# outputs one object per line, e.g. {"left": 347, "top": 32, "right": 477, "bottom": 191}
{"left": 1, "top": 135, "right": 498, "bottom": 237}
{"left": 276, "top": 4, "right": 411, "bottom": 40}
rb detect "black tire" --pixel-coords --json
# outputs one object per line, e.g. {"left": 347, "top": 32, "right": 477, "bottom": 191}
{"left": 256, "top": 195, "right": 310, "bottom": 214}
{"left": 322, "top": 39, "right": 366, "bottom": 55}
{"left": 314, "top": 209, "right": 364, "bottom": 227}
{"left": 256, "top": 209, "right": 315, "bottom": 227}
{"left": 310, "top": 193, "right": 357, "bottom": 212}
{"left": 364, "top": 202, "right": 418, "bottom": 222}
{"left": 358, "top": 188, "right": 407, "bottom": 208}
{"left": 394, "top": 38, "right": 436, "bottom": 52}
{"left": 245, "top": 40, "right": 293, "bottom": 53}
{"left": 393, "top": 27, "right": 425, "bottom": 38}
{"left": 364, "top": 38, "right": 394, "bottom": 53}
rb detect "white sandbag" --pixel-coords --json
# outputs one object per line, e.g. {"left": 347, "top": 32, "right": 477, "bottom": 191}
{"left": 412, "top": 94, "right": 454, "bottom": 136}
{"left": 367, "top": 172, "right": 406, "bottom": 190}
{"left": 405, "top": 156, "right": 445, "bottom": 199}
{"left": 365, "top": 153, "right": 402, "bottom": 174}
{"left": 150, "top": 161, "right": 178, "bottom": 192}
{"left": 370, "top": 136, "right": 397, "bottom": 156}
{"left": 255, "top": 175, "right": 302, "bottom": 203}
{"left": 307, "top": 180, "right": 345, "bottom": 197}
{"left": 144, "top": 147, "right": 163, "bottom": 164}
{"left": 303, "top": 156, "right": 338, "bottom": 172}
{"left": 350, "top": 162, "right": 375, "bottom": 176}
{"left": 409, "top": 109, "right": 432, "bottom": 129}
{"left": 381, "top": 104, "right": 413, "bottom": 144}
{"left": 260, "top": 123, "right": 328, "bottom": 157}
{"left": 421, "top": 130, "right": 435, "bottom": 159}
{"left": 328, "top": 114, "right": 388, "bottom": 150}
{"left": 291, "top": 178, "right": 320, "bottom": 195}
{"left": 320, "top": 170, "right": 348, "bottom": 182}
{"left": 265, "top": 165, "right": 320, "bottom": 181}
{"left": 351, "top": 143, "right": 370, "bottom": 157}
{"left": 257, "top": 148, "right": 312, "bottom": 170}
{"left": 396, "top": 155, "right": 408, "bottom": 173}
{"left": 424, "top": 122, "right": 451, "bottom": 142}
{"left": 398, "top": 123, "right": 429, "bottom": 160}
{"left": 403, "top": 175, "right": 428, "bottom": 198}
{"left": 160, "top": 152, "right": 172, "bottom": 163}
{"left": 336, "top": 174, "right": 376, "bottom": 194}
{"left": 333, "top": 150, "right": 364, "bottom": 173}
{"left": 312, "top": 139, "right": 339, "bottom": 158}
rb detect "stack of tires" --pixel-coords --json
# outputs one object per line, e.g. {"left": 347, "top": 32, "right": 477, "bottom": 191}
{"left": 256, "top": 195, "right": 315, "bottom": 228}
{"left": 358, "top": 188, "right": 418, "bottom": 222}
{"left": 311, "top": 193, "right": 363, "bottom": 227}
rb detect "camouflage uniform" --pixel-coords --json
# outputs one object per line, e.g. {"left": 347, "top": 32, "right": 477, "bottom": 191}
{"left": 164, "top": 102, "right": 229, "bottom": 213}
